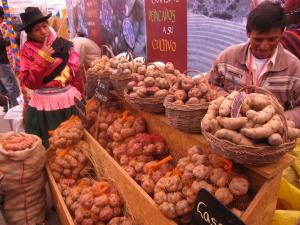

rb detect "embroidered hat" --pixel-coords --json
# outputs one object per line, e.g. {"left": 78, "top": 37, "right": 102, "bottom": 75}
{"left": 18, "top": 7, "right": 51, "bottom": 31}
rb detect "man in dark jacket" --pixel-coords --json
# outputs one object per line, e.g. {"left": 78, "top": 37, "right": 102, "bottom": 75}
{"left": 0, "top": 6, "right": 20, "bottom": 112}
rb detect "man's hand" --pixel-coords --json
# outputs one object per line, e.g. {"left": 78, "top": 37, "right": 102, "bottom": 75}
{"left": 41, "top": 36, "right": 54, "bottom": 56}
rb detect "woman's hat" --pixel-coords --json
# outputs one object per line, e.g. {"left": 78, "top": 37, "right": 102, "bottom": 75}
{"left": 18, "top": 7, "right": 51, "bottom": 31}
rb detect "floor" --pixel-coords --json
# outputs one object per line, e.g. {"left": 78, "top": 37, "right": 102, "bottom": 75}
{"left": 0, "top": 107, "right": 61, "bottom": 225}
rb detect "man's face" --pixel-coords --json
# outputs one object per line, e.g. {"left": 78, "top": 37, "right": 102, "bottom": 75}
{"left": 248, "top": 28, "right": 283, "bottom": 59}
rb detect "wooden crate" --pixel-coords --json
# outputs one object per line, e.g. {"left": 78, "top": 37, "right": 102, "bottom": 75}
{"left": 47, "top": 110, "right": 294, "bottom": 225}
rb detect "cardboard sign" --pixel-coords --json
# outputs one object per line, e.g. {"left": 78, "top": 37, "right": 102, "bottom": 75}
{"left": 145, "top": 0, "right": 187, "bottom": 72}
{"left": 94, "top": 79, "right": 110, "bottom": 102}
{"left": 74, "top": 97, "right": 87, "bottom": 126}
{"left": 191, "top": 189, "right": 245, "bottom": 225}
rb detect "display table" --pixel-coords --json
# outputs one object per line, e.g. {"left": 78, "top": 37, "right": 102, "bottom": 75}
{"left": 47, "top": 111, "right": 294, "bottom": 225}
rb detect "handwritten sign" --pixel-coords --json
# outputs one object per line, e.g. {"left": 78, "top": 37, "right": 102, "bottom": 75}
{"left": 191, "top": 189, "right": 245, "bottom": 225}
{"left": 145, "top": 0, "right": 187, "bottom": 72}
{"left": 94, "top": 79, "right": 110, "bottom": 102}
{"left": 74, "top": 97, "right": 87, "bottom": 126}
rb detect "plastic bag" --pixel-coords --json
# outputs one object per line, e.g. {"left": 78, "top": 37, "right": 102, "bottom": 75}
{"left": 273, "top": 210, "right": 300, "bottom": 225}
{"left": 4, "top": 104, "right": 23, "bottom": 132}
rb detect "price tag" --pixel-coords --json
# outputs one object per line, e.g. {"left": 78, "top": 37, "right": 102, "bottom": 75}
{"left": 191, "top": 189, "right": 245, "bottom": 225}
{"left": 74, "top": 97, "right": 87, "bottom": 126}
{"left": 231, "top": 92, "right": 246, "bottom": 118}
{"left": 94, "top": 79, "right": 110, "bottom": 102}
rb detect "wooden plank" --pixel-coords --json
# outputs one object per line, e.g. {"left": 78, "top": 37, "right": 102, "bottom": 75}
{"left": 85, "top": 130, "right": 176, "bottom": 225}
{"left": 46, "top": 166, "right": 74, "bottom": 225}
{"left": 242, "top": 173, "right": 283, "bottom": 225}
{"left": 245, "top": 155, "right": 294, "bottom": 179}
{"left": 141, "top": 112, "right": 295, "bottom": 179}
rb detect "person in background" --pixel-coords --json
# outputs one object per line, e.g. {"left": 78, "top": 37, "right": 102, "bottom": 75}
{"left": 71, "top": 34, "right": 101, "bottom": 98}
{"left": 19, "top": 7, "right": 82, "bottom": 147}
{"left": 71, "top": 35, "right": 101, "bottom": 68}
{"left": 0, "top": 6, "right": 20, "bottom": 113}
{"left": 209, "top": 1, "right": 300, "bottom": 128}
{"left": 280, "top": 0, "right": 300, "bottom": 59}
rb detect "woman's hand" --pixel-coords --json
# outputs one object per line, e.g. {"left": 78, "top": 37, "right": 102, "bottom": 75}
{"left": 41, "top": 37, "right": 55, "bottom": 56}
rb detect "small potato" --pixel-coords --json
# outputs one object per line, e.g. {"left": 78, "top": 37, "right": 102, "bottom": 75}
{"left": 175, "top": 199, "right": 192, "bottom": 216}
{"left": 186, "top": 97, "right": 200, "bottom": 105}
{"left": 94, "top": 194, "right": 109, "bottom": 207}
{"left": 99, "top": 206, "right": 114, "bottom": 222}
{"left": 174, "top": 90, "right": 187, "bottom": 102}
{"left": 215, "top": 187, "right": 234, "bottom": 205}
{"left": 154, "top": 89, "right": 169, "bottom": 97}
{"left": 188, "top": 87, "right": 202, "bottom": 98}
{"left": 154, "top": 191, "right": 167, "bottom": 205}
{"left": 159, "top": 202, "right": 177, "bottom": 219}
{"left": 229, "top": 177, "right": 249, "bottom": 196}
{"left": 167, "top": 192, "right": 183, "bottom": 204}
{"left": 109, "top": 193, "right": 122, "bottom": 207}
{"left": 144, "top": 77, "right": 155, "bottom": 87}
{"left": 193, "top": 165, "right": 210, "bottom": 180}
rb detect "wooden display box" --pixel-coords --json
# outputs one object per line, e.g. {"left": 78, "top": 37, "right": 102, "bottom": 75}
{"left": 47, "top": 111, "right": 294, "bottom": 225}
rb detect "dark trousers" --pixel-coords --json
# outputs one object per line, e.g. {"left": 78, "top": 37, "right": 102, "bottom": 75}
{"left": 0, "top": 64, "right": 20, "bottom": 111}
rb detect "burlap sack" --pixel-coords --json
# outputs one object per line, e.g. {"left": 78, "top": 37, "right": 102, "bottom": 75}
{"left": 0, "top": 132, "right": 47, "bottom": 225}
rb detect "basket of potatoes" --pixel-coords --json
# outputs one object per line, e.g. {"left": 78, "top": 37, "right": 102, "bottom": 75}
{"left": 201, "top": 86, "right": 299, "bottom": 165}
{"left": 86, "top": 45, "right": 114, "bottom": 97}
{"left": 110, "top": 52, "right": 136, "bottom": 98}
{"left": 164, "top": 71, "right": 218, "bottom": 133}
{"left": 124, "top": 62, "right": 179, "bottom": 113}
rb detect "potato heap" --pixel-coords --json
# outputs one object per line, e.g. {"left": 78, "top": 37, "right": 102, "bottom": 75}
{"left": 0, "top": 133, "right": 37, "bottom": 151}
{"left": 127, "top": 62, "right": 181, "bottom": 98}
{"left": 89, "top": 102, "right": 124, "bottom": 149}
{"left": 49, "top": 115, "right": 84, "bottom": 149}
{"left": 87, "top": 56, "right": 112, "bottom": 77}
{"left": 106, "top": 115, "right": 147, "bottom": 152}
{"left": 202, "top": 91, "right": 300, "bottom": 146}
{"left": 169, "top": 76, "right": 218, "bottom": 105}
{"left": 112, "top": 133, "right": 171, "bottom": 193}
{"left": 49, "top": 141, "right": 93, "bottom": 191}
{"left": 64, "top": 178, "right": 134, "bottom": 225}
{"left": 154, "top": 146, "right": 250, "bottom": 223}
{"left": 86, "top": 98, "right": 101, "bottom": 126}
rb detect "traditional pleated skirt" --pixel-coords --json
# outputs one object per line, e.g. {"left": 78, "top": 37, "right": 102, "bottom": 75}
{"left": 25, "top": 85, "right": 82, "bottom": 148}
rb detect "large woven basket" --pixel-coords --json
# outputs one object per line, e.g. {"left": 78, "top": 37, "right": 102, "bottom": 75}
{"left": 124, "top": 89, "right": 165, "bottom": 113}
{"left": 86, "top": 45, "right": 114, "bottom": 97}
{"left": 164, "top": 95, "right": 208, "bottom": 133}
{"left": 110, "top": 52, "right": 134, "bottom": 98}
{"left": 201, "top": 86, "right": 296, "bottom": 166}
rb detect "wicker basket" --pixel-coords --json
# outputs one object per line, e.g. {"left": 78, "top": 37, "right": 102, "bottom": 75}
{"left": 124, "top": 89, "right": 165, "bottom": 113}
{"left": 201, "top": 86, "right": 296, "bottom": 166}
{"left": 85, "top": 45, "right": 114, "bottom": 97}
{"left": 164, "top": 95, "right": 208, "bottom": 133}
{"left": 110, "top": 52, "right": 134, "bottom": 98}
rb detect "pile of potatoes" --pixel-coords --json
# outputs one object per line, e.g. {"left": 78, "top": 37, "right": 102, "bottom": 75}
{"left": 202, "top": 91, "right": 300, "bottom": 146}
{"left": 111, "top": 133, "right": 171, "bottom": 194}
{"left": 169, "top": 76, "right": 218, "bottom": 105}
{"left": 49, "top": 140, "right": 93, "bottom": 186}
{"left": 154, "top": 146, "right": 249, "bottom": 223}
{"left": 87, "top": 56, "right": 112, "bottom": 77}
{"left": 106, "top": 115, "right": 147, "bottom": 151}
{"left": 49, "top": 115, "right": 84, "bottom": 149}
{"left": 126, "top": 62, "right": 182, "bottom": 98}
{"left": 89, "top": 102, "right": 124, "bottom": 149}
{"left": 65, "top": 178, "right": 135, "bottom": 225}
{"left": 0, "top": 133, "right": 37, "bottom": 152}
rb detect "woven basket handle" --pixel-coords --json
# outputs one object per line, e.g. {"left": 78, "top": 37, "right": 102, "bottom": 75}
{"left": 101, "top": 45, "right": 115, "bottom": 58}
{"left": 183, "top": 69, "right": 204, "bottom": 77}
{"left": 239, "top": 85, "right": 288, "bottom": 142}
